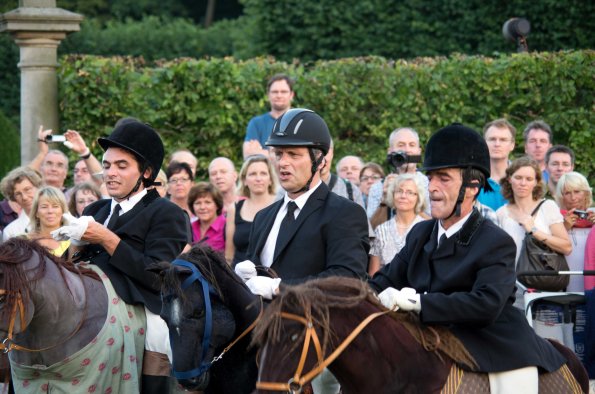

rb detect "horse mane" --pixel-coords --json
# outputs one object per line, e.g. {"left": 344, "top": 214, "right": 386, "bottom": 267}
{"left": 159, "top": 244, "right": 246, "bottom": 307}
{"left": 252, "top": 277, "right": 477, "bottom": 370}
{"left": 0, "top": 238, "right": 100, "bottom": 322}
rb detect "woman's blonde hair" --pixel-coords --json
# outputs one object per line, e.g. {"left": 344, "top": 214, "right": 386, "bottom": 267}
{"left": 237, "top": 154, "right": 278, "bottom": 197}
{"left": 29, "top": 186, "right": 68, "bottom": 233}
{"left": 555, "top": 171, "right": 593, "bottom": 209}
{"left": 384, "top": 173, "right": 428, "bottom": 214}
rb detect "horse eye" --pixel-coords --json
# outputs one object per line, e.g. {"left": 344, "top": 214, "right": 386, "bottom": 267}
{"left": 191, "top": 308, "right": 205, "bottom": 319}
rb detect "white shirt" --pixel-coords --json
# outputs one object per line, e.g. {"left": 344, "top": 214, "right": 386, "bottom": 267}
{"left": 2, "top": 210, "right": 31, "bottom": 241}
{"left": 437, "top": 209, "right": 473, "bottom": 244}
{"left": 260, "top": 180, "right": 323, "bottom": 267}
{"left": 104, "top": 189, "right": 148, "bottom": 227}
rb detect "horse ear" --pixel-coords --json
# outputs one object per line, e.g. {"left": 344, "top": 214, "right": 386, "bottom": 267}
{"left": 146, "top": 261, "right": 169, "bottom": 276}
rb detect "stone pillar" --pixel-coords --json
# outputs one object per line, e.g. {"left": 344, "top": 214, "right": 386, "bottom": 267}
{"left": 0, "top": 0, "right": 82, "bottom": 164}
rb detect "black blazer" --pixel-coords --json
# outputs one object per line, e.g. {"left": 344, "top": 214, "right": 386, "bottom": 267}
{"left": 81, "top": 189, "right": 188, "bottom": 314}
{"left": 246, "top": 182, "right": 369, "bottom": 284}
{"left": 370, "top": 209, "right": 565, "bottom": 373}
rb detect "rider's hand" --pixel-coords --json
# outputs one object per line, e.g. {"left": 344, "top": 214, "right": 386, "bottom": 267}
{"left": 245, "top": 276, "right": 281, "bottom": 300}
{"left": 235, "top": 260, "right": 257, "bottom": 282}
{"left": 378, "top": 286, "right": 421, "bottom": 312}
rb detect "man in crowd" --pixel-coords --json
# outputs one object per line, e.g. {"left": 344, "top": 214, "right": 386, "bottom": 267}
{"left": 544, "top": 145, "right": 575, "bottom": 198}
{"left": 370, "top": 124, "right": 566, "bottom": 393}
{"left": 76, "top": 119, "right": 188, "bottom": 393}
{"left": 208, "top": 156, "right": 239, "bottom": 210}
{"left": 336, "top": 155, "right": 364, "bottom": 186}
{"left": 321, "top": 142, "right": 365, "bottom": 206}
{"left": 243, "top": 74, "right": 295, "bottom": 159}
{"left": 523, "top": 120, "right": 553, "bottom": 183}
{"left": 366, "top": 127, "right": 427, "bottom": 219}
{"left": 169, "top": 149, "right": 198, "bottom": 178}
{"left": 478, "top": 118, "right": 516, "bottom": 210}
{"left": 0, "top": 167, "right": 42, "bottom": 240}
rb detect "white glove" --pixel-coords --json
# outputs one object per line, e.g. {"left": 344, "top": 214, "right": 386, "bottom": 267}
{"left": 378, "top": 286, "right": 421, "bottom": 312}
{"left": 234, "top": 260, "right": 257, "bottom": 282}
{"left": 245, "top": 276, "right": 281, "bottom": 300}
{"left": 51, "top": 213, "right": 95, "bottom": 245}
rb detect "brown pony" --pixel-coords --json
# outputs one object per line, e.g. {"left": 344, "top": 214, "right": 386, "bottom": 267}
{"left": 252, "top": 277, "right": 589, "bottom": 394}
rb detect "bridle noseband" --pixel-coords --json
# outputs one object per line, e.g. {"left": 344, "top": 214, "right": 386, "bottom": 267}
{"left": 167, "top": 259, "right": 262, "bottom": 381}
{"left": 0, "top": 290, "right": 27, "bottom": 353}
{"left": 256, "top": 309, "right": 390, "bottom": 393}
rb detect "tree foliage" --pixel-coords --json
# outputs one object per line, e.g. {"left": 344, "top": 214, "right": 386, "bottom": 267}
{"left": 57, "top": 50, "right": 595, "bottom": 183}
{"left": 243, "top": 0, "right": 595, "bottom": 61}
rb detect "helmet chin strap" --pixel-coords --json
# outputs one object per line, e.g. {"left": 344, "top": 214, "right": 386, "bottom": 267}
{"left": 116, "top": 163, "right": 148, "bottom": 201}
{"left": 443, "top": 167, "right": 480, "bottom": 221}
{"left": 292, "top": 149, "right": 324, "bottom": 194}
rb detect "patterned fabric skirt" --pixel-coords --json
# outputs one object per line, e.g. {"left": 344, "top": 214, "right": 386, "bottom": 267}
{"left": 10, "top": 264, "right": 147, "bottom": 394}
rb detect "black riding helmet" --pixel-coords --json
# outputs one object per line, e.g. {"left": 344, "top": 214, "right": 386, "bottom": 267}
{"left": 266, "top": 109, "right": 331, "bottom": 192}
{"left": 98, "top": 118, "right": 165, "bottom": 198}
{"left": 422, "top": 123, "right": 493, "bottom": 217}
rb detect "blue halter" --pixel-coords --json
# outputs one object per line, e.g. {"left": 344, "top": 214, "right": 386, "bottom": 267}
{"left": 168, "top": 259, "right": 217, "bottom": 380}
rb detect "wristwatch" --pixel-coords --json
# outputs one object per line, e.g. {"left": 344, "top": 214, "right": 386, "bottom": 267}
{"left": 527, "top": 226, "right": 538, "bottom": 235}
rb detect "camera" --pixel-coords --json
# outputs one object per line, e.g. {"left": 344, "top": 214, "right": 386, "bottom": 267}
{"left": 574, "top": 210, "right": 589, "bottom": 220}
{"left": 386, "top": 151, "right": 421, "bottom": 170}
{"left": 45, "top": 134, "right": 66, "bottom": 142}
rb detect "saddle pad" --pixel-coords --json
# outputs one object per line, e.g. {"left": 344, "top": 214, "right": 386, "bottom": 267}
{"left": 440, "top": 364, "right": 582, "bottom": 393}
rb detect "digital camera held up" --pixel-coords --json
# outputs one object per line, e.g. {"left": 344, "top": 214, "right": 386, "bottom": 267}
{"left": 386, "top": 151, "right": 421, "bottom": 171}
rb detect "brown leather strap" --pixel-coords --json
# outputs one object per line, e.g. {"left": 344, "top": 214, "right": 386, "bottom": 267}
{"left": 256, "top": 309, "right": 390, "bottom": 392}
{"left": 142, "top": 350, "right": 171, "bottom": 377}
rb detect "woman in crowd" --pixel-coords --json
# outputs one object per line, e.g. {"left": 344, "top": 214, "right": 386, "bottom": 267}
{"left": 358, "top": 162, "right": 384, "bottom": 209}
{"left": 368, "top": 173, "right": 427, "bottom": 276}
{"left": 188, "top": 182, "right": 225, "bottom": 252}
{"left": 28, "top": 186, "right": 70, "bottom": 256}
{"left": 153, "top": 169, "right": 168, "bottom": 198}
{"left": 496, "top": 157, "right": 572, "bottom": 306}
{"left": 166, "top": 161, "right": 194, "bottom": 219}
{"left": 555, "top": 171, "right": 594, "bottom": 291}
{"left": 226, "top": 154, "right": 278, "bottom": 264}
{"left": 68, "top": 181, "right": 102, "bottom": 217}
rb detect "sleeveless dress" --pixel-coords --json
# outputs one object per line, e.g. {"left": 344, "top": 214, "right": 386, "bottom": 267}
{"left": 10, "top": 264, "right": 147, "bottom": 394}
{"left": 232, "top": 199, "right": 253, "bottom": 264}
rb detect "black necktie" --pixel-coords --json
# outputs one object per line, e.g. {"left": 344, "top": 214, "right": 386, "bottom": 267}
{"left": 438, "top": 233, "right": 447, "bottom": 248}
{"left": 274, "top": 201, "right": 298, "bottom": 255}
{"left": 106, "top": 204, "right": 121, "bottom": 230}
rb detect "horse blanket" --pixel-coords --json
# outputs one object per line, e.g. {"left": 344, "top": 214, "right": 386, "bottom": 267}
{"left": 10, "top": 264, "right": 147, "bottom": 394}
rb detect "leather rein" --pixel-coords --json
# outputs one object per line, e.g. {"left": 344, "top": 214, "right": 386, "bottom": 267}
{"left": 256, "top": 309, "right": 391, "bottom": 393}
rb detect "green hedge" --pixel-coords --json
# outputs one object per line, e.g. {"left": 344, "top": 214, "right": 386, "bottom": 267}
{"left": 58, "top": 50, "right": 595, "bottom": 183}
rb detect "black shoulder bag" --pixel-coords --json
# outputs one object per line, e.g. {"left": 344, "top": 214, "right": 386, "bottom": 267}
{"left": 516, "top": 200, "right": 570, "bottom": 291}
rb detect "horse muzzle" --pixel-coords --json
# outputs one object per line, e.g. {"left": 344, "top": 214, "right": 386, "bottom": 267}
{"left": 179, "top": 371, "right": 210, "bottom": 391}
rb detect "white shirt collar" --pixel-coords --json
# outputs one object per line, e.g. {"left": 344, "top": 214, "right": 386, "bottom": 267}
{"left": 437, "top": 209, "right": 474, "bottom": 241}
{"left": 282, "top": 180, "right": 322, "bottom": 213}
{"left": 110, "top": 188, "right": 147, "bottom": 215}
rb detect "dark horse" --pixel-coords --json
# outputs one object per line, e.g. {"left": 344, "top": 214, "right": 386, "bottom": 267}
{"left": 252, "top": 277, "right": 590, "bottom": 394}
{"left": 0, "top": 238, "right": 146, "bottom": 393}
{"left": 150, "top": 245, "right": 260, "bottom": 393}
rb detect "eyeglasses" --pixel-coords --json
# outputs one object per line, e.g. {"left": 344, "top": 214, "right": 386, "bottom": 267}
{"left": 168, "top": 178, "right": 191, "bottom": 185}
{"left": 395, "top": 190, "right": 417, "bottom": 197}
{"left": 486, "top": 137, "right": 512, "bottom": 144}
{"left": 360, "top": 175, "right": 382, "bottom": 182}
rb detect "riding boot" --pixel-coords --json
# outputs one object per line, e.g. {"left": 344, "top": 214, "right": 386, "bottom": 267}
{"left": 141, "top": 374, "right": 171, "bottom": 394}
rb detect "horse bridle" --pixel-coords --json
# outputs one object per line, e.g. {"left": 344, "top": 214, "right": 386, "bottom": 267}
{"left": 256, "top": 309, "right": 390, "bottom": 393}
{"left": 168, "top": 259, "right": 262, "bottom": 381}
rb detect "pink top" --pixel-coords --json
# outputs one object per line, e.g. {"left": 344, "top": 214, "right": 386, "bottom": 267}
{"left": 191, "top": 214, "right": 226, "bottom": 252}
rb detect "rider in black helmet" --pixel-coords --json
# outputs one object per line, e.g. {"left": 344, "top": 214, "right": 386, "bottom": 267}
{"left": 79, "top": 119, "right": 188, "bottom": 394}
{"left": 370, "top": 124, "right": 566, "bottom": 393}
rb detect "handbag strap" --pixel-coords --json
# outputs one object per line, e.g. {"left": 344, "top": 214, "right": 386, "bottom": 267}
{"left": 530, "top": 199, "right": 547, "bottom": 217}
